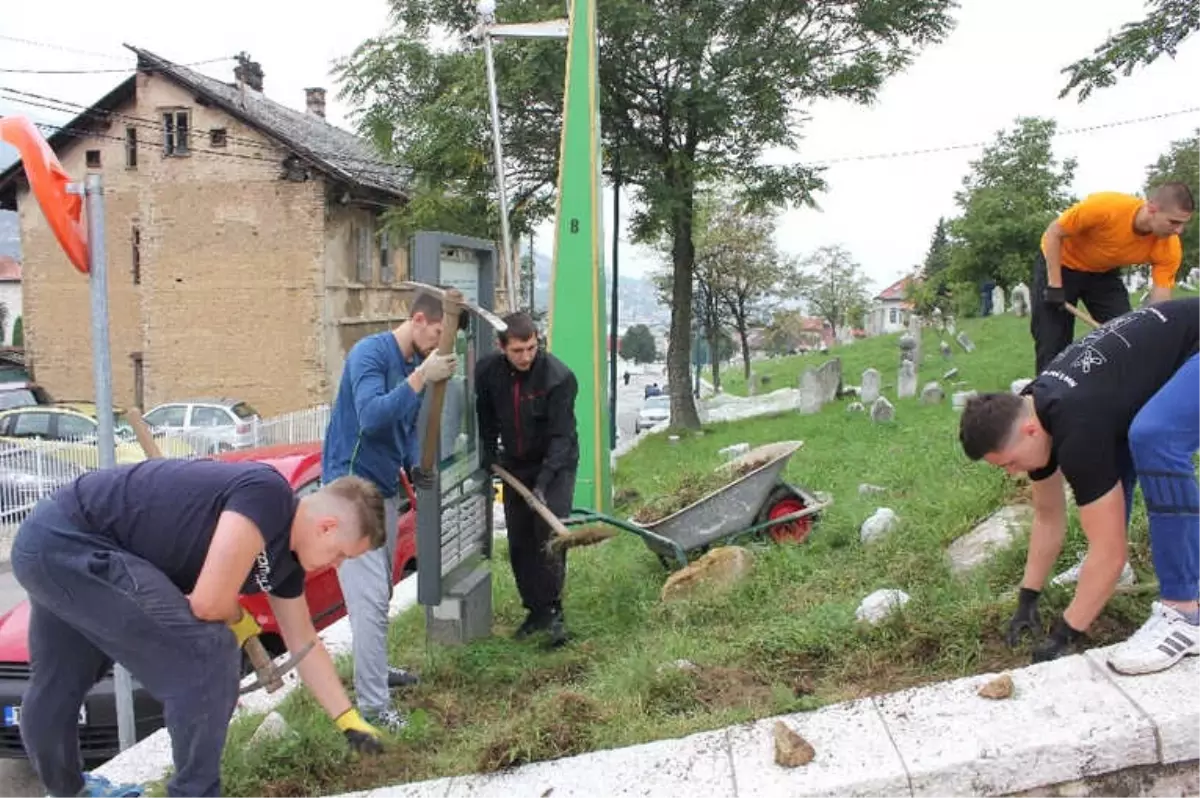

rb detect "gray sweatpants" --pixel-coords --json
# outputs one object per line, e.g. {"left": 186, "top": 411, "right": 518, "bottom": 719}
{"left": 336, "top": 494, "right": 401, "bottom": 716}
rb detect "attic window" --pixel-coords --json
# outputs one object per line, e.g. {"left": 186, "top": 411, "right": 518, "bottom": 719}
{"left": 86, "top": 150, "right": 101, "bottom": 168}
{"left": 209, "top": 128, "right": 227, "bottom": 148}
{"left": 161, "top": 109, "right": 190, "bottom": 156}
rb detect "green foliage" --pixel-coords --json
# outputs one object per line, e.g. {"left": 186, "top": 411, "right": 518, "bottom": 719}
{"left": 1144, "top": 129, "right": 1199, "bottom": 282}
{"left": 11, "top": 315, "right": 21, "bottom": 347}
{"left": 945, "top": 117, "right": 1077, "bottom": 289}
{"left": 620, "top": 324, "right": 658, "bottom": 363}
{"left": 1059, "top": 0, "right": 1199, "bottom": 102}
{"left": 787, "top": 244, "right": 871, "bottom": 332}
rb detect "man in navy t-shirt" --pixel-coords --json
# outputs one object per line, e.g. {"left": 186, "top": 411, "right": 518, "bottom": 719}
{"left": 10, "top": 458, "right": 390, "bottom": 797}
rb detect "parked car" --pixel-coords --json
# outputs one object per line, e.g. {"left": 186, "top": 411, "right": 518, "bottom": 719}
{"left": 0, "top": 403, "right": 195, "bottom": 468}
{"left": 0, "top": 441, "right": 87, "bottom": 524}
{"left": 0, "top": 441, "right": 418, "bottom": 764}
{"left": 142, "top": 399, "right": 262, "bottom": 453}
{"left": 0, "top": 382, "right": 54, "bottom": 412}
{"left": 635, "top": 395, "right": 670, "bottom": 433}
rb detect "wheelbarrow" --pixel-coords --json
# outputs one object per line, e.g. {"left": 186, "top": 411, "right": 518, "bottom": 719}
{"left": 563, "top": 440, "right": 832, "bottom": 568}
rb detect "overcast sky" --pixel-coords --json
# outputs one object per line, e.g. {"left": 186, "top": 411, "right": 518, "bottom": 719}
{"left": 2, "top": 0, "right": 1197, "bottom": 294}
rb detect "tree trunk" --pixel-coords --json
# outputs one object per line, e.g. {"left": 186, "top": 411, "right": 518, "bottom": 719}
{"left": 666, "top": 184, "right": 701, "bottom": 430}
{"left": 736, "top": 315, "right": 751, "bottom": 380}
{"left": 706, "top": 328, "right": 721, "bottom": 393}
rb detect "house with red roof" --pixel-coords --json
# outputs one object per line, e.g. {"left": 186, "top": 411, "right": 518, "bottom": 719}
{"left": 865, "top": 276, "right": 914, "bottom": 336}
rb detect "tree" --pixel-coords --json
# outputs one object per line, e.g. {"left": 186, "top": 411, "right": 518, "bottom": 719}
{"left": 336, "top": 0, "right": 959, "bottom": 429}
{"left": 1144, "top": 129, "right": 1199, "bottom": 283}
{"left": 11, "top": 315, "right": 22, "bottom": 347}
{"left": 0, "top": 302, "right": 8, "bottom": 346}
{"left": 1059, "top": 0, "right": 1199, "bottom": 102}
{"left": 619, "top": 324, "right": 657, "bottom": 363}
{"left": 789, "top": 245, "right": 870, "bottom": 333}
{"left": 945, "top": 117, "right": 1077, "bottom": 289}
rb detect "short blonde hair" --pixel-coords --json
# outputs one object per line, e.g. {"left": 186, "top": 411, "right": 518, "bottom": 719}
{"left": 318, "top": 475, "right": 387, "bottom": 550}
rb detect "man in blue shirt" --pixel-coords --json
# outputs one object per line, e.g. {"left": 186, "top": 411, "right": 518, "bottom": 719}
{"left": 322, "top": 291, "right": 457, "bottom": 731}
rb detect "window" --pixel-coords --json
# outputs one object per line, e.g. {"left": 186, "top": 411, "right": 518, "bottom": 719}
{"left": 191, "top": 406, "right": 230, "bottom": 428}
{"left": 10, "top": 412, "right": 53, "bottom": 439}
{"left": 889, "top": 308, "right": 898, "bottom": 324}
{"left": 125, "top": 126, "right": 137, "bottom": 168}
{"left": 144, "top": 405, "right": 186, "bottom": 428}
{"left": 379, "top": 231, "right": 394, "bottom": 284}
{"left": 355, "top": 224, "right": 372, "bottom": 283}
{"left": 55, "top": 414, "right": 96, "bottom": 440}
{"left": 210, "top": 128, "right": 227, "bottom": 148}
{"left": 131, "top": 223, "right": 141, "bottom": 285}
{"left": 86, "top": 150, "right": 101, "bottom": 168}
{"left": 130, "top": 352, "right": 144, "bottom": 411}
{"left": 230, "top": 402, "right": 259, "bottom": 420}
{"left": 162, "top": 109, "right": 190, "bottom": 156}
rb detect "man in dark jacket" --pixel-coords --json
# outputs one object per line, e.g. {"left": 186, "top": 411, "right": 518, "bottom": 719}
{"left": 476, "top": 311, "right": 579, "bottom": 646}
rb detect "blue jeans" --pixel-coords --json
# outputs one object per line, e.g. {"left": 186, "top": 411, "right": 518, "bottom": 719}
{"left": 1129, "top": 353, "right": 1200, "bottom": 602}
{"left": 10, "top": 499, "right": 240, "bottom": 797}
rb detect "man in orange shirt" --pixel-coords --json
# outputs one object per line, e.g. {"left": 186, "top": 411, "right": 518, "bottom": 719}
{"left": 1033, "top": 182, "right": 1193, "bottom": 371}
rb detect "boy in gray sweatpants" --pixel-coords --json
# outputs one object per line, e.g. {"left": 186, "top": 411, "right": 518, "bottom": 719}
{"left": 321, "top": 290, "right": 457, "bottom": 730}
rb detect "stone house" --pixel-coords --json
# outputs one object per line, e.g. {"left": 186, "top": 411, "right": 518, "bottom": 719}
{"left": 0, "top": 46, "right": 418, "bottom": 416}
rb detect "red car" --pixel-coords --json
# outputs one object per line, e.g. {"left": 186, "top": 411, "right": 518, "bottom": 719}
{"left": 0, "top": 442, "right": 417, "bottom": 763}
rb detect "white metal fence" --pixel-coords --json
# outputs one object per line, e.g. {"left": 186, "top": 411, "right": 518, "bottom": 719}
{"left": 0, "top": 404, "right": 333, "bottom": 525}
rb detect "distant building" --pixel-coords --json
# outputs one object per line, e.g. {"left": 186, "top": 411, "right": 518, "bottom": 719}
{"left": 866, "top": 277, "right": 913, "bottom": 336}
{"left": 0, "top": 255, "right": 20, "bottom": 345}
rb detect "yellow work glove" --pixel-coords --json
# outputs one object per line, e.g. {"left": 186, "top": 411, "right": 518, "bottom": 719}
{"left": 227, "top": 607, "right": 262, "bottom": 649}
{"left": 334, "top": 708, "right": 385, "bottom": 754}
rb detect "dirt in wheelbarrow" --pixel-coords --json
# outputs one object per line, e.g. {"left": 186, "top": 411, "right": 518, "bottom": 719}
{"left": 632, "top": 458, "right": 769, "bottom": 525}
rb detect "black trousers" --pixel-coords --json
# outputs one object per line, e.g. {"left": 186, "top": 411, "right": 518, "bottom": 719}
{"left": 501, "top": 466, "right": 576, "bottom": 614}
{"left": 1031, "top": 251, "right": 1132, "bottom": 372}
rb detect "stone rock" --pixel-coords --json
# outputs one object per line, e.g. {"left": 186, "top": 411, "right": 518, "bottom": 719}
{"left": 668, "top": 435, "right": 681, "bottom": 444}
{"left": 858, "top": 483, "right": 887, "bottom": 497}
{"left": 656, "top": 658, "right": 699, "bottom": 675}
{"left": 815, "top": 357, "right": 842, "bottom": 403}
{"left": 1051, "top": 555, "right": 1136, "bottom": 590}
{"left": 955, "top": 331, "right": 975, "bottom": 353}
{"left": 798, "top": 368, "right": 823, "bottom": 415}
{"left": 870, "top": 396, "right": 895, "bottom": 423}
{"left": 661, "top": 546, "right": 755, "bottom": 603}
{"left": 946, "top": 504, "right": 1033, "bottom": 574}
{"left": 943, "top": 367, "right": 958, "bottom": 380}
{"left": 861, "top": 368, "right": 882, "bottom": 404}
{"left": 773, "top": 720, "right": 816, "bottom": 767}
{"left": 846, "top": 401, "right": 865, "bottom": 413}
{"left": 978, "top": 673, "right": 1014, "bottom": 700}
{"left": 719, "top": 442, "right": 751, "bottom": 461}
{"left": 250, "top": 711, "right": 289, "bottom": 745}
{"left": 1010, "top": 377, "right": 1032, "bottom": 395}
{"left": 991, "top": 285, "right": 1006, "bottom": 315}
{"left": 860, "top": 507, "right": 898, "bottom": 544}
{"left": 1011, "top": 283, "right": 1031, "bottom": 317}
{"left": 898, "top": 361, "right": 917, "bottom": 398}
{"left": 855, "top": 588, "right": 910, "bottom": 624}
{"left": 946, "top": 316, "right": 957, "bottom": 334}
{"left": 940, "top": 340, "right": 953, "bottom": 359}
{"left": 920, "top": 381, "right": 944, "bottom": 404}
{"left": 951, "top": 390, "right": 978, "bottom": 412}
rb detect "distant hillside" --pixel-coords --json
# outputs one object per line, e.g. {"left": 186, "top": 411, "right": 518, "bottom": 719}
{"left": 521, "top": 244, "right": 668, "bottom": 326}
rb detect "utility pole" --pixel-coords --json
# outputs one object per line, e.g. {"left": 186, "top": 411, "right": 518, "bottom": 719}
{"left": 608, "top": 146, "right": 620, "bottom": 449}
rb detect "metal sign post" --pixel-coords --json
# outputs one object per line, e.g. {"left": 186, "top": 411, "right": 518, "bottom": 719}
{"left": 80, "top": 173, "right": 137, "bottom": 752}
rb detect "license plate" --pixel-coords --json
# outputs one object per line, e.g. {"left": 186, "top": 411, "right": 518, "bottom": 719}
{"left": 3, "top": 704, "right": 87, "bottom": 727}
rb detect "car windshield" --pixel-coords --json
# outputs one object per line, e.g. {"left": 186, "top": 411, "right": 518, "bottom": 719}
{"left": 113, "top": 415, "right": 138, "bottom": 441}
{"left": 230, "top": 402, "right": 259, "bottom": 419}
{"left": 645, "top": 396, "right": 669, "bottom": 411}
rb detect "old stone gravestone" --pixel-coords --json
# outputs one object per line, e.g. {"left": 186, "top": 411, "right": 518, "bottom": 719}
{"left": 920, "top": 381, "right": 944, "bottom": 404}
{"left": 898, "top": 361, "right": 917, "bottom": 398}
{"left": 940, "top": 340, "right": 952, "bottom": 359}
{"left": 815, "top": 357, "right": 842, "bottom": 403}
{"left": 798, "top": 368, "right": 823, "bottom": 414}
{"left": 955, "top": 331, "right": 975, "bottom": 353}
{"left": 991, "top": 285, "right": 1006, "bottom": 315}
{"left": 1011, "top": 283, "right": 1030, "bottom": 317}
{"left": 861, "top": 368, "right": 881, "bottom": 404}
{"left": 870, "top": 396, "right": 895, "bottom": 423}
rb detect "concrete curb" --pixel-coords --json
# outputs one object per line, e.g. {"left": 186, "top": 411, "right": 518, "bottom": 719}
{"left": 95, "top": 611, "right": 1198, "bottom": 796}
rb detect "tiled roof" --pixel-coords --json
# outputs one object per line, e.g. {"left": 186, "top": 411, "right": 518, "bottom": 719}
{"left": 0, "top": 255, "right": 20, "bottom": 281}
{"left": 876, "top": 276, "right": 912, "bottom": 301}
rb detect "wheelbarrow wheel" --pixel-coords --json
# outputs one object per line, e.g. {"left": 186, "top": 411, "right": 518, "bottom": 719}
{"left": 756, "top": 484, "right": 817, "bottom": 545}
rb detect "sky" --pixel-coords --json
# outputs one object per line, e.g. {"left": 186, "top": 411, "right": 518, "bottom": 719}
{"left": 1, "top": 0, "right": 1197, "bottom": 296}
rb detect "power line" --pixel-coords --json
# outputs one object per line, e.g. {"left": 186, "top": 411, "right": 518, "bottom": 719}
{"left": 0, "top": 58, "right": 232, "bottom": 75}
{"left": 0, "top": 35, "right": 129, "bottom": 62}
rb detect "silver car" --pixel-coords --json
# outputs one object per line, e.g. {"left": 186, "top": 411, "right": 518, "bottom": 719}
{"left": 635, "top": 395, "right": 670, "bottom": 433}
{"left": 142, "top": 398, "right": 261, "bottom": 453}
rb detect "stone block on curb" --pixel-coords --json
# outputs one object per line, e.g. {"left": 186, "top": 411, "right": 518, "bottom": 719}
{"left": 1084, "top": 644, "right": 1200, "bottom": 764}
{"left": 873, "top": 655, "right": 1158, "bottom": 795}
{"left": 443, "top": 728, "right": 736, "bottom": 797}
{"left": 727, "top": 700, "right": 912, "bottom": 797}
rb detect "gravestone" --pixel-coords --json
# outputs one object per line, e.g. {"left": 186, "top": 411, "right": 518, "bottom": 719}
{"left": 815, "top": 357, "right": 842, "bottom": 403}
{"left": 943, "top": 367, "right": 959, "bottom": 380}
{"left": 952, "top": 389, "right": 978, "bottom": 411}
{"left": 908, "top": 315, "right": 923, "bottom": 364}
{"left": 898, "top": 361, "right": 917, "bottom": 398}
{"left": 870, "top": 396, "right": 895, "bottom": 423}
{"left": 955, "top": 331, "right": 975, "bottom": 353}
{"left": 920, "top": 381, "right": 944, "bottom": 404}
{"left": 940, "top": 340, "right": 952, "bottom": 359}
{"left": 898, "top": 332, "right": 916, "bottom": 364}
{"left": 991, "top": 285, "right": 1006, "bottom": 315}
{"left": 931, "top": 307, "right": 944, "bottom": 331}
{"left": 946, "top": 316, "right": 956, "bottom": 335}
{"left": 798, "top": 368, "right": 823, "bottom": 414}
{"left": 860, "top": 368, "right": 881, "bottom": 404}
{"left": 1011, "top": 283, "right": 1030, "bottom": 317}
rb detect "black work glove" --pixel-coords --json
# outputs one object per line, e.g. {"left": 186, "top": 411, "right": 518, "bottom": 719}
{"left": 1006, "top": 587, "right": 1043, "bottom": 647}
{"left": 1042, "top": 286, "right": 1065, "bottom": 308}
{"left": 1032, "top": 615, "right": 1085, "bottom": 664}
{"left": 409, "top": 466, "right": 436, "bottom": 491}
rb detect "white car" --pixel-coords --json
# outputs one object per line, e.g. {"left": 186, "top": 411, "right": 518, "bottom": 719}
{"left": 635, "top": 395, "right": 670, "bottom": 433}
{"left": 143, "top": 398, "right": 261, "bottom": 453}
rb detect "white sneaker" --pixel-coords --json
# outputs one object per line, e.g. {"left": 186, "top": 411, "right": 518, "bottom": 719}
{"left": 1107, "top": 602, "right": 1200, "bottom": 676}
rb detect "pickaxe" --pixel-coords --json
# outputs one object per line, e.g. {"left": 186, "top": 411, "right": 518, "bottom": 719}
{"left": 394, "top": 281, "right": 507, "bottom": 478}
{"left": 1063, "top": 301, "right": 1101, "bottom": 330}
{"left": 124, "top": 408, "right": 314, "bottom": 695}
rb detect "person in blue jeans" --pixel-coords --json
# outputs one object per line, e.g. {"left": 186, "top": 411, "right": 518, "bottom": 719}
{"left": 10, "top": 459, "right": 389, "bottom": 797}
{"left": 322, "top": 290, "right": 457, "bottom": 732}
{"left": 958, "top": 297, "right": 1199, "bottom": 674}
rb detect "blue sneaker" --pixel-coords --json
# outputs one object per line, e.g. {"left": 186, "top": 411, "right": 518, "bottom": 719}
{"left": 76, "top": 773, "right": 145, "bottom": 797}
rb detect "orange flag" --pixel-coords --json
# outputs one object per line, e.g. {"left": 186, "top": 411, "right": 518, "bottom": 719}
{"left": 0, "top": 116, "right": 88, "bottom": 273}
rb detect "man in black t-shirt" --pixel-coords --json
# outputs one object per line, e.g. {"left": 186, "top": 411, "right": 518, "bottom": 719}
{"left": 960, "top": 297, "right": 1199, "bottom": 675}
{"left": 10, "top": 458, "right": 390, "bottom": 798}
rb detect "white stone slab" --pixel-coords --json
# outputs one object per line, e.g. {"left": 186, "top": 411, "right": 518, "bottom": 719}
{"left": 367, "top": 776, "right": 457, "bottom": 798}
{"left": 874, "top": 656, "right": 1157, "bottom": 795}
{"left": 726, "top": 700, "right": 912, "bottom": 797}
{"left": 442, "top": 728, "right": 735, "bottom": 797}
{"left": 1084, "top": 643, "right": 1200, "bottom": 764}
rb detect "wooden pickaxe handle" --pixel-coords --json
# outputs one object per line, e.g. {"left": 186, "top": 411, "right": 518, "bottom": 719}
{"left": 124, "top": 407, "right": 163, "bottom": 459}
{"left": 491, "top": 464, "right": 571, "bottom": 539}
{"left": 1064, "top": 301, "right": 1101, "bottom": 330}
{"left": 419, "top": 289, "right": 465, "bottom": 473}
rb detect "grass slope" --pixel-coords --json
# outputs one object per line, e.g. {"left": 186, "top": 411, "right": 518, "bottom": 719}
{"left": 222, "top": 311, "right": 1158, "bottom": 797}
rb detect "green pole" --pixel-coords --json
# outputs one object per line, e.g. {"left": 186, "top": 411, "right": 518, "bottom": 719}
{"left": 547, "top": 0, "right": 611, "bottom": 514}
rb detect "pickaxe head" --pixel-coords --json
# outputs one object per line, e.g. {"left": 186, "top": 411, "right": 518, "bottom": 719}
{"left": 238, "top": 640, "right": 316, "bottom": 695}
{"left": 396, "top": 281, "right": 508, "bottom": 335}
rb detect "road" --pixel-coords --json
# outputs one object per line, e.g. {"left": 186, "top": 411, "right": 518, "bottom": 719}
{"left": 613, "top": 364, "right": 667, "bottom": 443}
{"left": 0, "top": 568, "right": 41, "bottom": 797}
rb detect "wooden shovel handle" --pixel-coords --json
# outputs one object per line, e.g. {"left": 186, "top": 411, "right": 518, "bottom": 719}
{"left": 1064, "top": 301, "right": 1101, "bottom": 330}
{"left": 245, "top": 635, "right": 283, "bottom": 692}
{"left": 419, "top": 291, "right": 465, "bottom": 473}
{"left": 124, "top": 407, "right": 163, "bottom": 459}
{"left": 491, "top": 464, "right": 571, "bottom": 538}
